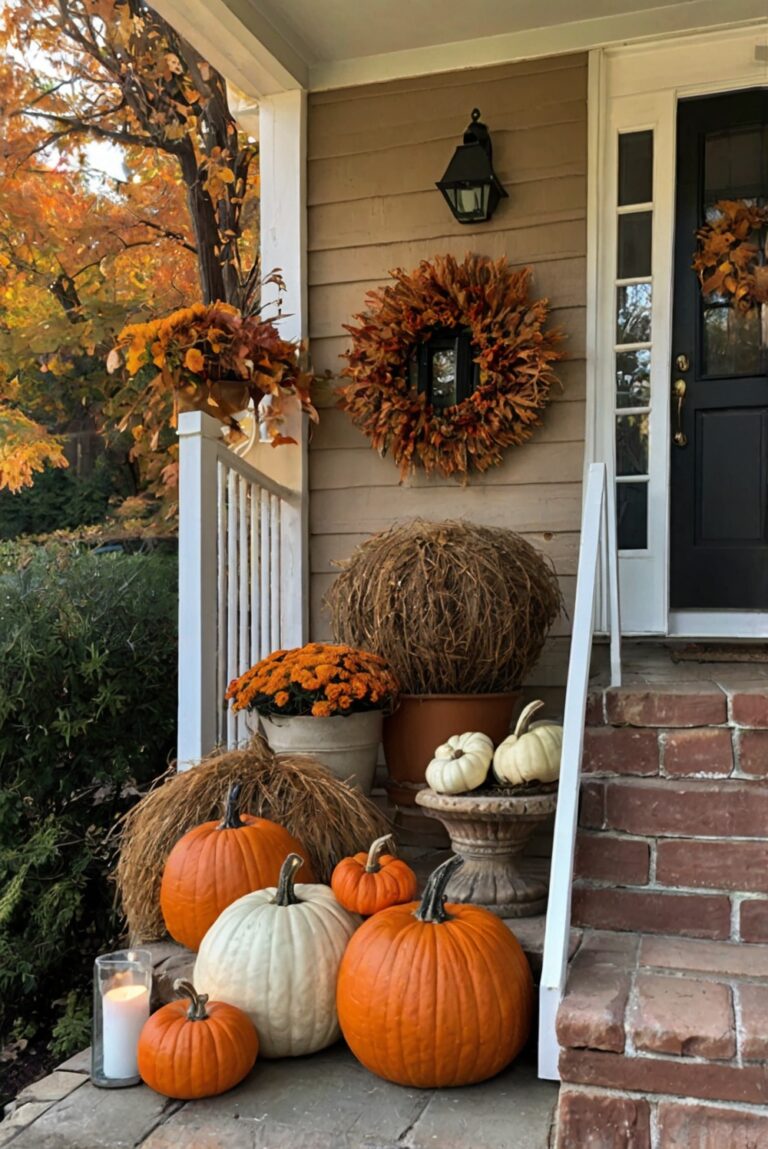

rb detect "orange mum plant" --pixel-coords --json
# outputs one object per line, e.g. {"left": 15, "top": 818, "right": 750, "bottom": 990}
{"left": 226, "top": 643, "right": 399, "bottom": 719}
{"left": 108, "top": 278, "right": 318, "bottom": 446}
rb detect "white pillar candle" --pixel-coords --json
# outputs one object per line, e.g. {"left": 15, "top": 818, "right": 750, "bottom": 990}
{"left": 102, "top": 983, "right": 149, "bottom": 1080}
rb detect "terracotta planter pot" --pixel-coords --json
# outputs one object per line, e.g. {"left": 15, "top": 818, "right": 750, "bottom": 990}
{"left": 382, "top": 692, "right": 520, "bottom": 807}
{"left": 415, "top": 788, "right": 557, "bottom": 917}
{"left": 251, "top": 710, "right": 382, "bottom": 794}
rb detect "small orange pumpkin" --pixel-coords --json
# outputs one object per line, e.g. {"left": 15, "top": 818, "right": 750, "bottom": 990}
{"left": 160, "top": 783, "right": 315, "bottom": 950}
{"left": 138, "top": 979, "right": 258, "bottom": 1099}
{"left": 337, "top": 854, "right": 533, "bottom": 1088}
{"left": 331, "top": 834, "right": 417, "bottom": 916}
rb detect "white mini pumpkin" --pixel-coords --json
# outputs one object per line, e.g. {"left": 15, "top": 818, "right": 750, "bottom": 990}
{"left": 493, "top": 701, "right": 562, "bottom": 786}
{"left": 193, "top": 853, "right": 359, "bottom": 1058}
{"left": 425, "top": 731, "right": 494, "bottom": 795}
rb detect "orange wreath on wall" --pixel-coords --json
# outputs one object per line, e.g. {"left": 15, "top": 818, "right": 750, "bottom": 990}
{"left": 338, "top": 253, "right": 564, "bottom": 479}
{"left": 693, "top": 199, "right": 768, "bottom": 312}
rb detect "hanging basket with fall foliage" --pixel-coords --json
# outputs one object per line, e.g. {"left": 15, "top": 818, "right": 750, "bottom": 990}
{"left": 108, "top": 287, "right": 318, "bottom": 447}
{"left": 338, "top": 254, "right": 564, "bottom": 479}
{"left": 693, "top": 199, "right": 768, "bottom": 311}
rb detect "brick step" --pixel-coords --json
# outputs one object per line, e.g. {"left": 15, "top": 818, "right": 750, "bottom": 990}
{"left": 587, "top": 683, "right": 768, "bottom": 730}
{"left": 554, "top": 930, "right": 768, "bottom": 1146}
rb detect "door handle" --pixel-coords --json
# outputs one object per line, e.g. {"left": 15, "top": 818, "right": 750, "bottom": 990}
{"left": 673, "top": 379, "right": 687, "bottom": 447}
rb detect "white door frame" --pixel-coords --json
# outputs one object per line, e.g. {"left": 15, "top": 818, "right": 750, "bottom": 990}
{"left": 588, "top": 24, "right": 768, "bottom": 637}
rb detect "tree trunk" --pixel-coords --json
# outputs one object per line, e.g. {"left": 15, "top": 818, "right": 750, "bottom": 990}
{"left": 179, "top": 147, "right": 228, "bottom": 305}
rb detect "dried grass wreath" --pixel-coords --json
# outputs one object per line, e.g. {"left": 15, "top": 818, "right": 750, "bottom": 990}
{"left": 693, "top": 199, "right": 768, "bottom": 312}
{"left": 338, "top": 253, "right": 564, "bottom": 479}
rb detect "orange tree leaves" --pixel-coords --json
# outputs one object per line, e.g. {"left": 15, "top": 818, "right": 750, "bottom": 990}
{"left": 338, "top": 253, "right": 564, "bottom": 480}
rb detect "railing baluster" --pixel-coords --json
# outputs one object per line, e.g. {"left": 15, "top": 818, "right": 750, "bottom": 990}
{"left": 270, "top": 494, "right": 281, "bottom": 651}
{"left": 226, "top": 470, "right": 238, "bottom": 749}
{"left": 236, "top": 475, "right": 249, "bottom": 747}
{"left": 216, "top": 459, "right": 228, "bottom": 749}
{"left": 260, "top": 488, "right": 270, "bottom": 661}
{"left": 251, "top": 486, "right": 260, "bottom": 667}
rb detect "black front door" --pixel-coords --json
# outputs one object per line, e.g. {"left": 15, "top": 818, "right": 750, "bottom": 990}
{"left": 670, "top": 90, "right": 768, "bottom": 609}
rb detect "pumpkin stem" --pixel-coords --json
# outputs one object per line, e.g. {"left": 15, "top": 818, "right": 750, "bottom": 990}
{"left": 414, "top": 854, "right": 464, "bottom": 924}
{"left": 173, "top": 978, "right": 209, "bottom": 1021}
{"left": 218, "top": 782, "right": 246, "bottom": 830}
{"left": 514, "top": 700, "right": 545, "bottom": 739}
{"left": 273, "top": 853, "right": 303, "bottom": 906}
{"left": 450, "top": 749, "right": 464, "bottom": 760}
{"left": 365, "top": 834, "right": 395, "bottom": 873}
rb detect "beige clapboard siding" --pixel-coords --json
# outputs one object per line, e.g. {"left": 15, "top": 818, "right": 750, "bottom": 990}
{"left": 309, "top": 220, "right": 586, "bottom": 287}
{"left": 309, "top": 123, "right": 586, "bottom": 206}
{"left": 309, "top": 483, "right": 583, "bottom": 536}
{"left": 307, "top": 52, "right": 587, "bottom": 641}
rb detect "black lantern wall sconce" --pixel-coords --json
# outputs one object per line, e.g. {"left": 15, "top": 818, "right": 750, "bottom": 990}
{"left": 436, "top": 108, "right": 508, "bottom": 225}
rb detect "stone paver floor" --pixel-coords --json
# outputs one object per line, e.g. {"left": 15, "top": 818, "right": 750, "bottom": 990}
{"left": 2, "top": 1042, "right": 557, "bottom": 1149}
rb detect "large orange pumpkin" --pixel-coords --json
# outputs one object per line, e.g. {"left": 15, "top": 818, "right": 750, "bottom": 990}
{"left": 160, "top": 783, "right": 315, "bottom": 950}
{"left": 138, "top": 978, "right": 258, "bottom": 1099}
{"left": 337, "top": 854, "right": 533, "bottom": 1088}
{"left": 331, "top": 834, "right": 417, "bottom": 916}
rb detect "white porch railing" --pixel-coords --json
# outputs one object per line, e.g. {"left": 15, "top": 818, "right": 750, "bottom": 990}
{"left": 538, "top": 462, "right": 622, "bottom": 1081}
{"left": 176, "top": 411, "right": 302, "bottom": 767}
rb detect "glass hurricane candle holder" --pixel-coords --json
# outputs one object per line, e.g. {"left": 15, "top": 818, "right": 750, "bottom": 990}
{"left": 92, "top": 949, "right": 152, "bottom": 1088}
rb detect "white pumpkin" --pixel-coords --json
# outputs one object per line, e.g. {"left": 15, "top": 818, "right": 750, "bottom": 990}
{"left": 493, "top": 701, "right": 563, "bottom": 786}
{"left": 425, "top": 731, "right": 494, "bottom": 795}
{"left": 193, "top": 853, "right": 360, "bottom": 1058}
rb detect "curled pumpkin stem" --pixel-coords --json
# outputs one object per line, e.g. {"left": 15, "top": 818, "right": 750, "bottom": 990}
{"left": 415, "top": 854, "right": 463, "bottom": 924}
{"left": 274, "top": 853, "right": 304, "bottom": 906}
{"left": 218, "top": 781, "right": 246, "bottom": 830}
{"left": 174, "top": 978, "right": 209, "bottom": 1021}
{"left": 514, "top": 700, "right": 545, "bottom": 739}
{"left": 365, "top": 834, "right": 395, "bottom": 873}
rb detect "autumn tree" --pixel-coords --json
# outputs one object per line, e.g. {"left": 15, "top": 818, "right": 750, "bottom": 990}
{"left": 0, "top": 0, "right": 260, "bottom": 502}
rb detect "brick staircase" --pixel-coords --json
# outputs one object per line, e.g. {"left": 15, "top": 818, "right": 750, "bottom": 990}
{"left": 553, "top": 669, "right": 768, "bottom": 1147}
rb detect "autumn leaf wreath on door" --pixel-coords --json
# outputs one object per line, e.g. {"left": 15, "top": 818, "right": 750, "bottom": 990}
{"left": 337, "top": 253, "right": 565, "bottom": 480}
{"left": 693, "top": 199, "right": 768, "bottom": 312}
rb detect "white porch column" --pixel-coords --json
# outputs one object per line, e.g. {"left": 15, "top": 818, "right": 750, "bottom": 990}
{"left": 177, "top": 411, "right": 221, "bottom": 768}
{"left": 258, "top": 89, "right": 309, "bottom": 646}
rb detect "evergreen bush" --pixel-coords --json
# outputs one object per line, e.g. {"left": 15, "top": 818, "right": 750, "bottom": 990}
{"left": 0, "top": 544, "right": 177, "bottom": 1061}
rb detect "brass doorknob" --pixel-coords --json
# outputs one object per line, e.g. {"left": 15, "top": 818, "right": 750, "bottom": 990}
{"left": 675, "top": 353, "right": 690, "bottom": 372}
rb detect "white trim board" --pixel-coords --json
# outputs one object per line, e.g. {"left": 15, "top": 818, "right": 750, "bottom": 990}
{"left": 587, "top": 24, "right": 768, "bottom": 639}
{"left": 669, "top": 612, "right": 768, "bottom": 639}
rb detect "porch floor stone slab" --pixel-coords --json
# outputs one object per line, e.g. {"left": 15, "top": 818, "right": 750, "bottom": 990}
{"left": 1, "top": 1045, "right": 557, "bottom": 1149}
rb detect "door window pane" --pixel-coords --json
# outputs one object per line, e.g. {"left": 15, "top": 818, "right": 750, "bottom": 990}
{"left": 702, "top": 304, "right": 762, "bottom": 376}
{"left": 618, "top": 212, "right": 652, "bottom": 277}
{"left": 616, "top": 283, "right": 652, "bottom": 344}
{"left": 619, "top": 131, "right": 653, "bottom": 206}
{"left": 617, "top": 483, "right": 648, "bottom": 550}
{"left": 704, "top": 126, "right": 764, "bottom": 204}
{"left": 616, "top": 349, "right": 651, "bottom": 407}
{"left": 616, "top": 413, "right": 649, "bottom": 475}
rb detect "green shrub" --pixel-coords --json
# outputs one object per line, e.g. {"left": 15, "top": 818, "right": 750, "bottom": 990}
{"left": 0, "top": 545, "right": 177, "bottom": 1058}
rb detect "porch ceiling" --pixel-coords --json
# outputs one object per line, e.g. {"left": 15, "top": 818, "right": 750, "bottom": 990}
{"left": 154, "top": 0, "right": 767, "bottom": 96}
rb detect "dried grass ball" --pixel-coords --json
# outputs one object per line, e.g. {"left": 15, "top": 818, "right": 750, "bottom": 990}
{"left": 327, "top": 519, "right": 563, "bottom": 696}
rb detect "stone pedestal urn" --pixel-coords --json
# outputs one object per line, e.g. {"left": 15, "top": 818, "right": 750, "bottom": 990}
{"left": 415, "top": 788, "right": 557, "bottom": 918}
